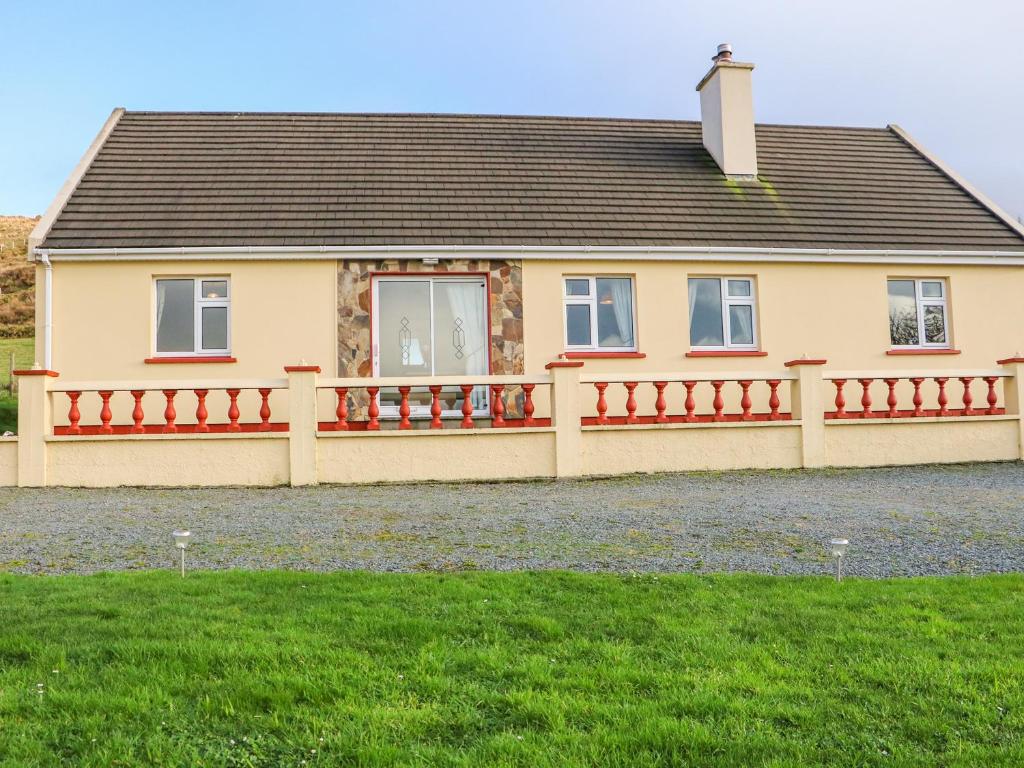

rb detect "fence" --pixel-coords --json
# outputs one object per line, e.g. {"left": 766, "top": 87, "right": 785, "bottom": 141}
{"left": 9, "top": 357, "right": 1024, "bottom": 487}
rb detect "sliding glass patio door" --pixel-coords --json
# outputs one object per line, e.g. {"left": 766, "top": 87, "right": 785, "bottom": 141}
{"left": 372, "top": 276, "right": 489, "bottom": 417}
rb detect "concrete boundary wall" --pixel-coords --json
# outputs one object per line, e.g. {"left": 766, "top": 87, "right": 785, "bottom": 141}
{"left": 8, "top": 359, "right": 1024, "bottom": 487}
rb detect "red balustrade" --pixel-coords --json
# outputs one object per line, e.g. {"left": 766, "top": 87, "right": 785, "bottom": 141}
{"left": 833, "top": 379, "right": 847, "bottom": 418}
{"left": 594, "top": 382, "right": 610, "bottom": 425}
{"left": 910, "top": 378, "right": 924, "bottom": 417}
{"left": 491, "top": 384, "right": 506, "bottom": 427}
{"left": 258, "top": 388, "right": 272, "bottom": 432}
{"left": 857, "top": 378, "right": 873, "bottom": 418}
{"left": 959, "top": 377, "right": 974, "bottom": 416}
{"left": 711, "top": 381, "right": 725, "bottom": 422}
{"left": 935, "top": 377, "right": 949, "bottom": 416}
{"left": 522, "top": 384, "right": 536, "bottom": 426}
{"left": 767, "top": 379, "right": 781, "bottom": 420}
{"left": 130, "top": 390, "right": 145, "bottom": 434}
{"left": 226, "top": 389, "right": 241, "bottom": 432}
{"left": 162, "top": 390, "right": 178, "bottom": 434}
{"left": 334, "top": 387, "right": 349, "bottom": 431}
{"left": 683, "top": 381, "right": 697, "bottom": 422}
{"left": 366, "top": 387, "right": 381, "bottom": 431}
{"left": 98, "top": 391, "right": 113, "bottom": 435}
{"left": 194, "top": 389, "right": 210, "bottom": 433}
{"left": 67, "top": 390, "right": 82, "bottom": 435}
{"left": 398, "top": 386, "right": 412, "bottom": 430}
{"left": 738, "top": 380, "right": 753, "bottom": 421}
{"left": 884, "top": 378, "right": 898, "bottom": 418}
{"left": 429, "top": 385, "right": 443, "bottom": 429}
{"left": 653, "top": 382, "right": 668, "bottom": 423}
{"left": 624, "top": 382, "right": 639, "bottom": 424}
{"left": 984, "top": 376, "right": 999, "bottom": 415}
{"left": 460, "top": 385, "right": 474, "bottom": 428}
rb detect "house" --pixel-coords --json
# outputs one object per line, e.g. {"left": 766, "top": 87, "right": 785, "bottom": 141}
{"left": 10, "top": 43, "right": 1024, "bottom": 488}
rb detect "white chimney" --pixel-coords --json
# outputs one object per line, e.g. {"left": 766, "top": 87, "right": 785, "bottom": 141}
{"left": 695, "top": 43, "right": 757, "bottom": 179}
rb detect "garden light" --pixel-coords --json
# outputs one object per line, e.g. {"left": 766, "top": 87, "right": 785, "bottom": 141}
{"left": 173, "top": 529, "right": 191, "bottom": 577}
{"left": 830, "top": 538, "right": 849, "bottom": 582}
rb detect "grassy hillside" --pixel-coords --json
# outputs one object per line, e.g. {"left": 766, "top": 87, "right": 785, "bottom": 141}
{"left": 0, "top": 215, "right": 39, "bottom": 338}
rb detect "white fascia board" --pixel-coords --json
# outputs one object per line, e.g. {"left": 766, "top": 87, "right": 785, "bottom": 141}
{"left": 29, "top": 107, "right": 126, "bottom": 256}
{"left": 888, "top": 123, "right": 1024, "bottom": 241}
{"left": 35, "top": 243, "right": 1024, "bottom": 266}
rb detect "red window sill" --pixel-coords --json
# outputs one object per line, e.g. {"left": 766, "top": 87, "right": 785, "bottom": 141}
{"left": 562, "top": 351, "right": 646, "bottom": 359}
{"left": 885, "top": 349, "right": 961, "bottom": 356}
{"left": 685, "top": 350, "right": 768, "bottom": 358}
{"left": 144, "top": 356, "right": 238, "bottom": 364}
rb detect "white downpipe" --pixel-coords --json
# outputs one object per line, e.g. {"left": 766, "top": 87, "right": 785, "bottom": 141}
{"left": 41, "top": 253, "right": 52, "bottom": 370}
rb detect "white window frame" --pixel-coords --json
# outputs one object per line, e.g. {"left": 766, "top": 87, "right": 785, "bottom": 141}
{"left": 688, "top": 276, "right": 759, "bottom": 352}
{"left": 562, "top": 276, "right": 637, "bottom": 352}
{"left": 153, "top": 277, "right": 231, "bottom": 357}
{"left": 888, "top": 278, "right": 950, "bottom": 349}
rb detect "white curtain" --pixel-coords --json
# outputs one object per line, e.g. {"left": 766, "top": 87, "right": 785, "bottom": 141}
{"left": 609, "top": 278, "right": 634, "bottom": 346}
{"left": 731, "top": 305, "right": 753, "bottom": 345}
{"left": 687, "top": 279, "right": 698, "bottom": 327}
{"left": 445, "top": 282, "right": 488, "bottom": 408}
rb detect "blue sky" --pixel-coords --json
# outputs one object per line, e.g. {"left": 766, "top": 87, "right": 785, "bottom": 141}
{"left": 3, "top": 0, "right": 1022, "bottom": 221}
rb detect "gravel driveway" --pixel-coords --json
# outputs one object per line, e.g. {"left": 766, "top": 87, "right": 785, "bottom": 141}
{"left": 2, "top": 462, "right": 1023, "bottom": 577}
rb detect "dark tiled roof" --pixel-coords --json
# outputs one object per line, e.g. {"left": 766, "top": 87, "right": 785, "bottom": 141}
{"left": 41, "top": 111, "right": 1024, "bottom": 251}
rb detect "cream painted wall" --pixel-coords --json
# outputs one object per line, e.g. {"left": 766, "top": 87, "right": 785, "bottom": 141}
{"left": 46, "top": 259, "right": 338, "bottom": 379}
{"left": 521, "top": 259, "right": 1024, "bottom": 375}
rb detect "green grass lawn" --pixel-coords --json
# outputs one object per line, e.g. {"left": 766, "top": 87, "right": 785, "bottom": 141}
{"left": 1, "top": 571, "right": 1022, "bottom": 767}
{"left": 0, "top": 337, "right": 34, "bottom": 433}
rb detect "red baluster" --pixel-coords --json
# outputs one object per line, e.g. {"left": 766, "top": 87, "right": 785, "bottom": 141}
{"left": 884, "top": 378, "right": 899, "bottom": 418}
{"left": 960, "top": 377, "right": 975, "bottom": 416}
{"left": 129, "top": 390, "right": 145, "bottom": 434}
{"left": 334, "top": 387, "right": 349, "bottom": 431}
{"left": 738, "top": 380, "right": 753, "bottom": 421}
{"left": 935, "top": 377, "right": 949, "bottom": 416}
{"left": 194, "top": 389, "right": 209, "bottom": 433}
{"left": 711, "top": 380, "right": 725, "bottom": 422}
{"left": 258, "top": 388, "right": 272, "bottom": 432}
{"left": 833, "top": 379, "right": 847, "bottom": 418}
{"left": 162, "top": 389, "right": 178, "bottom": 434}
{"left": 984, "top": 376, "right": 999, "bottom": 415}
{"left": 522, "top": 384, "right": 536, "bottom": 427}
{"left": 858, "top": 378, "right": 873, "bottom": 418}
{"left": 767, "top": 379, "right": 781, "bottom": 421}
{"left": 429, "top": 385, "right": 443, "bottom": 429}
{"left": 683, "top": 381, "right": 697, "bottom": 422}
{"left": 460, "top": 384, "right": 474, "bottom": 428}
{"left": 366, "top": 386, "right": 380, "bottom": 430}
{"left": 226, "top": 388, "right": 241, "bottom": 432}
{"left": 594, "top": 383, "right": 609, "bottom": 425}
{"left": 98, "top": 391, "right": 113, "bottom": 434}
{"left": 624, "top": 382, "right": 639, "bottom": 424}
{"left": 66, "top": 391, "right": 82, "bottom": 435}
{"left": 910, "top": 377, "right": 924, "bottom": 417}
{"left": 491, "top": 384, "right": 506, "bottom": 427}
{"left": 398, "top": 386, "right": 412, "bottom": 430}
{"left": 653, "top": 382, "right": 668, "bottom": 423}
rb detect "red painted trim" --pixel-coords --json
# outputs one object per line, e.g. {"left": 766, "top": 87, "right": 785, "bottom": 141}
{"left": 144, "top": 356, "right": 237, "bottom": 364}
{"left": 54, "top": 422, "right": 289, "bottom": 436}
{"left": 545, "top": 360, "right": 585, "bottom": 369}
{"left": 997, "top": 357, "right": 1024, "bottom": 364}
{"left": 317, "top": 417, "right": 553, "bottom": 431}
{"left": 368, "top": 270, "right": 494, "bottom": 375}
{"left": 885, "top": 349, "right": 961, "bottom": 356}
{"left": 825, "top": 407, "right": 1005, "bottom": 420}
{"left": 562, "top": 351, "right": 646, "bottom": 359}
{"left": 784, "top": 359, "right": 827, "bottom": 367}
{"left": 14, "top": 369, "right": 59, "bottom": 377}
{"left": 685, "top": 351, "right": 768, "bottom": 358}
{"left": 284, "top": 365, "right": 322, "bottom": 373}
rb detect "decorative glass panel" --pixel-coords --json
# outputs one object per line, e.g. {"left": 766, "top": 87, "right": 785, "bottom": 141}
{"left": 728, "top": 304, "right": 754, "bottom": 345}
{"left": 201, "top": 306, "right": 228, "bottom": 350}
{"left": 921, "top": 281, "right": 943, "bottom": 298}
{"left": 726, "top": 279, "right": 752, "bottom": 297}
{"left": 378, "top": 281, "right": 432, "bottom": 376}
{"left": 595, "top": 277, "right": 633, "bottom": 348}
{"left": 565, "top": 279, "right": 590, "bottom": 296}
{"left": 433, "top": 281, "right": 487, "bottom": 375}
{"left": 923, "top": 305, "right": 946, "bottom": 344}
{"left": 688, "top": 278, "right": 724, "bottom": 347}
{"left": 566, "top": 304, "right": 592, "bottom": 346}
{"left": 201, "top": 280, "right": 228, "bottom": 299}
{"left": 888, "top": 280, "right": 919, "bottom": 346}
{"left": 156, "top": 279, "right": 195, "bottom": 353}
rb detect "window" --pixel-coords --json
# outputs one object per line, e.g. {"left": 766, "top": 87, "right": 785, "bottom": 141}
{"left": 155, "top": 278, "right": 230, "bottom": 356}
{"left": 888, "top": 279, "right": 949, "bottom": 348}
{"left": 688, "top": 277, "right": 758, "bottom": 350}
{"left": 562, "top": 276, "right": 636, "bottom": 351}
